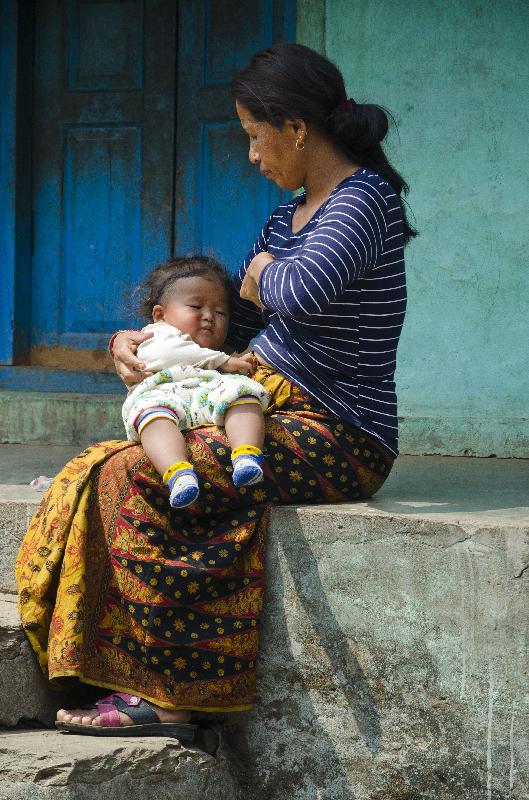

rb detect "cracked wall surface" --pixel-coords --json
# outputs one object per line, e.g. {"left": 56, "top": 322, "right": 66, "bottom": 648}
{"left": 224, "top": 507, "right": 529, "bottom": 799}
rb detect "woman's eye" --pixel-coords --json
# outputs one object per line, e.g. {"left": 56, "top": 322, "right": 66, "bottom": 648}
{"left": 216, "top": 310, "right": 227, "bottom": 317}
{"left": 189, "top": 305, "right": 201, "bottom": 309}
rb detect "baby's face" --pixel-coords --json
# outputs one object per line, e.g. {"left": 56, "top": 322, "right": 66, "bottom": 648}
{"left": 153, "top": 276, "right": 230, "bottom": 350}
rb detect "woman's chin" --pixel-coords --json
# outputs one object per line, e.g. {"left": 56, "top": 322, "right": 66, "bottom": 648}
{"left": 272, "top": 176, "right": 299, "bottom": 192}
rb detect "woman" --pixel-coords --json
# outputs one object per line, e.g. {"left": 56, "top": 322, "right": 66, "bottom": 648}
{"left": 16, "top": 43, "right": 414, "bottom": 739}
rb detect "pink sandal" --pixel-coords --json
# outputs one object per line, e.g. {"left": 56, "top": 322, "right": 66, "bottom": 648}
{"left": 55, "top": 692, "right": 217, "bottom": 752}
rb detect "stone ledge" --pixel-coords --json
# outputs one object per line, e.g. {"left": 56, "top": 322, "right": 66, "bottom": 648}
{"left": 1, "top": 452, "right": 528, "bottom": 594}
{"left": 221, "top": 505, "right": 529, "bottom": 799}
{"left": 0, "top": 729, "right": 238, "bottom": 800}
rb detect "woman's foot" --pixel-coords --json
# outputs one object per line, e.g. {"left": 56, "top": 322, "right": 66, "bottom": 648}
{"left": 56, "top": 700, "right": 191, "bottom": 728}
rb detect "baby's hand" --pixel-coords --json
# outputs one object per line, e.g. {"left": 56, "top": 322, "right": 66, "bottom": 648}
{"left": 221, "top": 353, "right": 257, "bottom": 375}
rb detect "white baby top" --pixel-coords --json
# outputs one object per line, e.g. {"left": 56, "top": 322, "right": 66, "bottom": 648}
{"left": 137, "top": 322, "right": 230, "bottom": 373}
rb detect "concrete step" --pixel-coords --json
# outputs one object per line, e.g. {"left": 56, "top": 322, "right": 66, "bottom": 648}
{"left": 0, "top": 391, "right": 123, "bottom": 446}
{"left": 1, "top": 450, "right": 529, "bottom": 797}
{"left": 0, "top": 729, "right": 238, "bottom": 800}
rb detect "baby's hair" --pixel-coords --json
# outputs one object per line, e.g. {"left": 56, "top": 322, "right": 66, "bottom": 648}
{"left": 137, "top": 255, "right": 231, "bottom": 321}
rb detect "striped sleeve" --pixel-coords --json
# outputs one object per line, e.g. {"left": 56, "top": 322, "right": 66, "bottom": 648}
{"left": 227, "top": 222, "right": 269, "bottom": 349}
{"left": 258, "top": 184, "right": 387, "bottom": 317}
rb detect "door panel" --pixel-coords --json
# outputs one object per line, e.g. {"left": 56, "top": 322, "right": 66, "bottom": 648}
{"left": 175, "top": 0, "right": 296, "bottom": 274}
{"left": 62, "top": 126, "right": 142, "bottom": 340}
{"left": 30, "top": 0, "right": 176, "bottom": 365}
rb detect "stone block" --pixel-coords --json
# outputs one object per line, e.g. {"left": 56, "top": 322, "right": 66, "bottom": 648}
{"left": 0, "top": 730, "right": 239, "bottom": 800}
{"left": 0, "top": 488, "right": 39, "bottom": 594}
{"left": 0, "top": 594, "right": 71, "bottom": 727}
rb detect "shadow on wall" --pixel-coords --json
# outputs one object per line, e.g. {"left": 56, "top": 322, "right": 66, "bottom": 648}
{"left": 224, "top": 518, "right": 381, "bottom": 799}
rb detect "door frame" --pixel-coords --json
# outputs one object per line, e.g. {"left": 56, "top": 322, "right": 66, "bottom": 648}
{"left": 0, "top": 0, "right": 32, "bottom": 367}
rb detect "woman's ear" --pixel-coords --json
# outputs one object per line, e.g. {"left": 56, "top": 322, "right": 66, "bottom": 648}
{"left": 283, "top": 118, "right": 307, "bottom": 141}
{"left": 152, "top": 304, "right": 165, "bottom": 323}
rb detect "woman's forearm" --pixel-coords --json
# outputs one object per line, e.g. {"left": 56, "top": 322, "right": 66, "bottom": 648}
{"left": 239, "top": 251, "right": 274, "bottom": 307}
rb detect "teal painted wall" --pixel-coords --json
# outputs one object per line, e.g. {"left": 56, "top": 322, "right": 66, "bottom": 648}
{"left": 298, "top": 0, "right": 529, "bottom": 456}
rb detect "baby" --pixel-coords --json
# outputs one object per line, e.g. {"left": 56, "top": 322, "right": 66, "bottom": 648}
{"left": 122, "top": 256, "right": 268, "bottom": 508}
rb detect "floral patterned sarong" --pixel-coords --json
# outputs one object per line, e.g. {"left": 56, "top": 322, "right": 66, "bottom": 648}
{"left": 16, "top": 367, "right": 394, "bottom": 712}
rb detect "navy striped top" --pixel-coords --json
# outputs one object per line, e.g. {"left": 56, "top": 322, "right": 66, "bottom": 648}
{"left": 229, "top": 169, "right": 406, "bottom": 456}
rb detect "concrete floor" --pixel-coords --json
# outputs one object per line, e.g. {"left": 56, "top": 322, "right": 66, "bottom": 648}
{"left": 0, "top": 443, "right": 527, "bottom": 528}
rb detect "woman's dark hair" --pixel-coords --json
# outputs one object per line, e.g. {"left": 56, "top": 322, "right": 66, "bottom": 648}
{"left": 232, "top": 43, "right": 417, "bottom": 243}
{"left": 136, "top": 255, "right": 231, "bottom": 321}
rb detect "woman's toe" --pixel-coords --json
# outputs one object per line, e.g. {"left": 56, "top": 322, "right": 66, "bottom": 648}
{"left": 57, "top": 708, "right": 100, "bottom": 726}
{"left": 59, "top": 710, "right": 77, "bottom": 723}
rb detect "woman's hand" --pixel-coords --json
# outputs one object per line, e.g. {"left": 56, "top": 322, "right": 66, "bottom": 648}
{"left": 112, "top": 330, "right": 154, "bottom": 386}
{"left": 240, "top": 251, "right": 275, "bottom": 308}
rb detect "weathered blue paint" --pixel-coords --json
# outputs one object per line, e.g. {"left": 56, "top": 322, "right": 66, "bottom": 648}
{"left": 61, "top": 125, "right": 142, "bottom": 341}
{"left": 67, "top": 0, "right": 144, "bottom": 92}
{"left": 175, "top": 0, "right": 296, "bottom": 273}
{"left": 0, "top": 1, "right": 17, "bottom": 365}
{"left": 30, "top": 0, "right": 176, "bottom": 352}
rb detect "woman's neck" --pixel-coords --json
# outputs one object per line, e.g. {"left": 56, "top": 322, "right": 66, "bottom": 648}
{"left": 302, "top": 137, "right": 360, "bottom": 206}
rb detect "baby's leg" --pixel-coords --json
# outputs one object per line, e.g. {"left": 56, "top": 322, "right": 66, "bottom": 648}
{"left": 139, "top": 417, "right": 187, "bottom": 476}
{"left": 139, "top": 417, "right": 199, "bottom": 508}
{"left": 224, "top": 402, "right": 266, "bottom": 487}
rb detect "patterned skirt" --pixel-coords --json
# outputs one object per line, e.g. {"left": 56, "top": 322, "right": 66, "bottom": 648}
{"left": 16, "top": 367, "right": 394, "bottom": 713}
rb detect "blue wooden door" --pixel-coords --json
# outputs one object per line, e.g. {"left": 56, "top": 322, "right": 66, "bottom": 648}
{"left": 28, "top": 0, "right": 295, "bottom": 373}
{"left": 175, "top": 0, "right": 296, "bottom": 273}
{"left": 30, "top": 0, "right": 177, "bottom": 368}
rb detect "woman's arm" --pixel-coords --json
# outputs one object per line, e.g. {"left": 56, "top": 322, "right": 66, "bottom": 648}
{"left": 227, "top": 221, "right": 271, "bottom": 348}
{"left": 257, "top": 185, "right": 387, "bottom": 317}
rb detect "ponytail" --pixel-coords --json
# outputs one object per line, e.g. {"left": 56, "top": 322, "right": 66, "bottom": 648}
{"left": 326, "top": 101, "right": 416, "bottom": 242}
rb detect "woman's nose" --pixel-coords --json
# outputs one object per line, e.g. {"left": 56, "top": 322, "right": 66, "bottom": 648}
{"left": 249, "top": 145, "right": 260, "bottom": 164}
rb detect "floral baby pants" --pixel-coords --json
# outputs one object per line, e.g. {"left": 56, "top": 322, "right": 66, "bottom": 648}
{"left": 122, "top": 365, "right": 269, "bottom": 442}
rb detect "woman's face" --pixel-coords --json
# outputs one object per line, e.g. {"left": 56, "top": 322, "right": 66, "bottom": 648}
{"left": 236, "top": 101, "right": 305, "bottom": 192}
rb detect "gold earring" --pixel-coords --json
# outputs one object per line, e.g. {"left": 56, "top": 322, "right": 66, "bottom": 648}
{"left": 295, "top": 135, "right": 305, "bottom": 151}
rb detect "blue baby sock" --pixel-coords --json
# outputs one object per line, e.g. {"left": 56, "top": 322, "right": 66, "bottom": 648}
{"left": 164, "top": 461, "right": 200, "bottom": 508}
{"left": 231, "top": 446, "right": 264, "bottom": 488}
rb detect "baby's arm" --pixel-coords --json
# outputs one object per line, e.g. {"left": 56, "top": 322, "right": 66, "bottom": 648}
{"left": 220, "top": 352, "right": 257, "bottom": 375}
{"left": 137, "top": 323, "right": 230, "bottom": 372}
